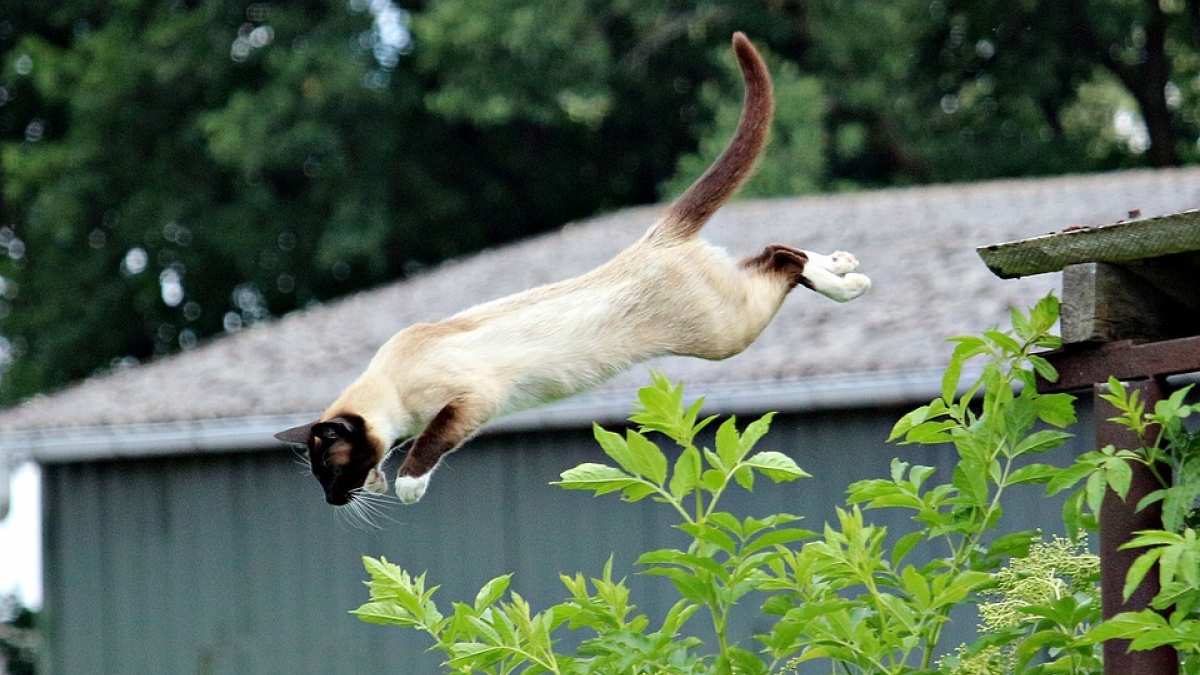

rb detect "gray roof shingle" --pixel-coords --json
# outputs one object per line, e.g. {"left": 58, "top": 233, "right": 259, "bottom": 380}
{"left": 2, "top": 168, "right": 1198, "bottom": 441}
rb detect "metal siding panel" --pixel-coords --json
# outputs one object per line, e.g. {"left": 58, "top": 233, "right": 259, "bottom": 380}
{"left": 38, "top": 465, "right": 62, "bottom": 675}
{"left": 41, "top": 406, "right": 1097, "bottom": 674}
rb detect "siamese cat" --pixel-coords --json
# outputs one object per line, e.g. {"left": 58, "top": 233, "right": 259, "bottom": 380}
{"left": 276, "top": 32, "right": 870, "bottom": 508}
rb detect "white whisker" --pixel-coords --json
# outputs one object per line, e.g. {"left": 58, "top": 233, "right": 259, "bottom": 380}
{"left": 292, "top": 447, "right": 312, "bottom": 474}
{"left": 336, "top": 486, "right": 399, "bottom": 530}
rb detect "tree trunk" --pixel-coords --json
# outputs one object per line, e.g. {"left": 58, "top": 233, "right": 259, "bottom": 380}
{"left": 1136, "top": 0, "right": 1181, "bottom": 166}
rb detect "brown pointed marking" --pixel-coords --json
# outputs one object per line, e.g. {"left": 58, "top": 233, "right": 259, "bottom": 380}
{"left": 742, "top": 244, "right": 813, "bottom": 290}
{"left": 398, "top": 399, "right": 481, "bottom": 478}
{"left": 650, "top": 32, "right": 775, "bottom": 242}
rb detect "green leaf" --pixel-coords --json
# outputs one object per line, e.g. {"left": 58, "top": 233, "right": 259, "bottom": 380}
{"left": 743, "top": 451, "right": 811, "bottom": 482}
{"left": 1123, "top": 548, "right": 1162, "bottom": 601}
{"left": 352, "top": 600, "right": 413, "bottom": 626}
{"left": 1045, "top": 460, "right": 1095, "bottom": 495}
{"left": 594, "top": 425, "right": 636, "bottom": 471}
{"left": 985, "top": 329, "right": 1023, "bottom": 356}
{"left": 891, "top": 531, "right": 924, "bottom": 567}
{"left": 889, "top": 405, "right": 931, "bottom": 442}
{"left": 904, "top": 420, "right": 958, "bottom": 445}
{"left": 742, "top": 527, "right": 815, "bottom": 555}
{"left": 728, "top": 646, "right": 770, "bottom": 675}
{"left": 625, "top": 431, "right": 668, "bottom": 485}
{"left": 716, "top": 416, "right": 743, "bottom": 469}
{"left": 661, "top": 599, "right": 701, "bottom": 635}
{"left": 1032, "top": 391, "right": 1080, "bottom": 422}
{"left": 554, "top": 462, "right": 646, "bottom": 496}
{"left": 1081, "top": 610, "right": 1168, "bottom": 644}
{"left": 1010, "top": 305, "right": 1032, "bottom": 340}
{"left": 1062, "top": 489, "right": 1097, "bottom": 534}
{"left": 1007, "top": 462, "right": 1061, "bottom": 485}
{"left": 1086, "top": 470, "right": 1107, "bottom": 514}
{"left": 700, "top": 468, "right": 726, "bottom": 492}
{"left": 1013, "top": 430, "right": 1073, "bottom": 457}
{"left": 985, "top": 530, "right": 1038, "bottom": 559}
{"left": 677, "top": 523, "right": 738, "bottom": 555}
{"left": 474, "top": 574, "right": 512, "bottom": 612}
{"left": 942, "top": 352, "right": 963, "bottom": 403}
{"left": 1029, "top": 354, "right": 1059, "bottom": 384}
{"left": 741, "top": 412, "right": 775, "bottom": 451}
{"left": 733, "top": 465, "right": 755, "bottom": 491}
{"left": 1030, "top": 294, "right": 1061, "bottom": 332}
{"left": 1105, "top": 456, "right": 1133, "bottom": 500}
{"left": 640, "top": 566, "right": 714, "bottom": 604}
{"left": 900, "top": 565, "right": 932, "bottom": 607}
{"left": 668, "top": 446, "right": 701, "bottom": 499}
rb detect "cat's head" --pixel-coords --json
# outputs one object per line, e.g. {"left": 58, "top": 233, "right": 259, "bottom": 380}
{"left": 275, "top": 414, "right": 384, "bottom": 505}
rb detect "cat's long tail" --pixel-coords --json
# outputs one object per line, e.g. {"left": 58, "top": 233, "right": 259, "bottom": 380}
{"left": 647, "top": 32, "right": 774, "bottom": 243}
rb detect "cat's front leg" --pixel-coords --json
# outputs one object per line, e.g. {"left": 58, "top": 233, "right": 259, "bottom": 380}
{"left": 393, "top": 473, "right": 431, "bottom": 505}
{"left": 394, "top": 397, "right": 489, "bottom": 504}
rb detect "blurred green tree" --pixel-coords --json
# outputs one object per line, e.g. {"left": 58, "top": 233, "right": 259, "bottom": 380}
{"left": 0, "top": 0, "right": 703, "bottom": 402}
{"left": 0, "top": 594, "right": 37, "bottom": 675}
{"left": 1, "top": 0, "right": 1197, "bottom": 404}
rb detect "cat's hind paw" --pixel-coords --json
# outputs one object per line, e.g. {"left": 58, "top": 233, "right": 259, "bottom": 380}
{"left": 825, "top": 272, "right": 871, "bottom": 303}
{"left": 804, "top": 250, "right": 858, "bottom": 275}
{"left": 826, "top": 251, "right": 859, "bottom": 275}
{"left": 394, "top": 473, "right": 430, "bottom": 504}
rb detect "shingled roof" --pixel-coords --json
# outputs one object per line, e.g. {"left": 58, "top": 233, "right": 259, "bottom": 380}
{"left": 3, "top": 168, "right": 1199, "bottom": 461}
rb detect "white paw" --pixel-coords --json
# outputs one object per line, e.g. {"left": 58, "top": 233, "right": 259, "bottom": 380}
{"left": 827, "top": 251, "right": 859, "bottom": 275}
{"left": 363, "top": 468, "right": 388, "bottom": 495}
{"left": 834, "top": 272, "right": 871, "bottom": 302}
{"left": 394, "top": 474, "right": 429, "bottom": 504}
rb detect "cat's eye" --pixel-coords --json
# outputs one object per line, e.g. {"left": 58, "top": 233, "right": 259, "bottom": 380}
{"left": 320, "top": 427, "right": 339, "bottom": 440}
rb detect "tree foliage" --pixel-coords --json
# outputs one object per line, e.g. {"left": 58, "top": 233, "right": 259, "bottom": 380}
{"left": 2, "top": 0, "right": 1199, "bottom": 402}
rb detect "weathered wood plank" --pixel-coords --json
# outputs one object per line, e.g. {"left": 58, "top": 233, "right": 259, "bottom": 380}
{"left": 1061, "top": 262, "right": 1200, "bottom": 343}
{"left": 978, "top": 209, "right": 1200, "bottom": 279}
{"left": 1037, "top": 336, "right": 1200, "bottom": 392}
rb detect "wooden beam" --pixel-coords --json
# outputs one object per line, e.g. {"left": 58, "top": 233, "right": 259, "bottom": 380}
{"left": 977, "top": 209, "right": 1200, "bottom": 279}
{"left": 1038, "top": 336, "right": 1200, "bottom": 393}
{"left": 1061, "top": 262, "right": 1200, "bottom": 344}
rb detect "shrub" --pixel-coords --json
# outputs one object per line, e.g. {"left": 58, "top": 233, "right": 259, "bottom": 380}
{"left": 353, "top": 295, "right": 1200, "bottom": 674}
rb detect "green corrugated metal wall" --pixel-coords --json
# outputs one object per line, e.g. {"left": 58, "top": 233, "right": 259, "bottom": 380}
{"left": 38, "top": 405, "right": 1091, "bottom": 674}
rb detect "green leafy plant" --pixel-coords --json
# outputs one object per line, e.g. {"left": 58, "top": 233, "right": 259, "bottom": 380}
{"left": 1046, "top": 376, "right": 1200, "bottom": 674}
{"left": 355, "top": 371, "right": 811, "bottom": 675}
{"left": 939, "top": 534, "right": 1101, "bottom": 675}
{"left": 756, "top": 295, "right": 1097, "bottom": 674}
{"left": 352, "top": 294, "right": 1197, "bottom": 675}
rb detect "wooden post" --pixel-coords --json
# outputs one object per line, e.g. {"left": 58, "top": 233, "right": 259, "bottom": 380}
{"left": 1093, "top": 378, "right": 1176, "bottom": 675}
{"left": 978, "top": 211, "right": 1200, "bottom": 675}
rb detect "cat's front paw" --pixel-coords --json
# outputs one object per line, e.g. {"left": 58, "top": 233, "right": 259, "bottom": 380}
{"left": 363, "top": 468, "right": 388, "bottom": 495}
{"left": 394, "top": 473, "right": 430, "bottom": 504}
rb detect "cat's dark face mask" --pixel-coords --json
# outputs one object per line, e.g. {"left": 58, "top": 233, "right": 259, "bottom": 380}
{"left": 275, "top": 415, "right": 377, "bottom": 505}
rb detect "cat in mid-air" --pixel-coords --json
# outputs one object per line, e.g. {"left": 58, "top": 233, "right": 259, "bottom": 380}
{"left": 276, "top": 32, "right": 871, "bottom": 508}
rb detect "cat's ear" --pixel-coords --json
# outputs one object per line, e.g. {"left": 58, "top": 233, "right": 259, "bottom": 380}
{"left": 322, "top": 416, "right": 359, "bottom": 435}
{"left": 275, "top": 422, "right": 317, "bottom": 445}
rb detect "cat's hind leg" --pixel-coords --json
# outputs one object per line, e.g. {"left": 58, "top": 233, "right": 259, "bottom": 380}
{"left": 802, "top": 249, "right": 870, "bottom": 302}
{"left": 741, "top": 244, "right": 811, "bottom": 289}
{"left": 807, "top": 250, "right": 859, "bottom": 275}
{"left": 743, "top": 244, "right": 870, "bottom": 302}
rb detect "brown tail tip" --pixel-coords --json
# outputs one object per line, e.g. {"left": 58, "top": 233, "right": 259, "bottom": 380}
{"left": 650, "top": 31, "right": 774, "bottom": 241}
